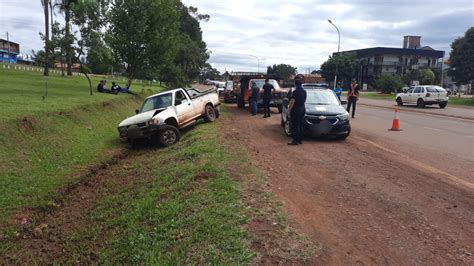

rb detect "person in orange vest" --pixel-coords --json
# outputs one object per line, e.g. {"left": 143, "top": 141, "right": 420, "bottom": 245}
{"left": 347, "top": 78, "right": 359, "bottom": 118}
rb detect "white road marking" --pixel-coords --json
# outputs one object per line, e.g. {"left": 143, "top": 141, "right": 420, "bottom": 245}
{"left": 423, "top": 126, "right": 443, "bottom": 132}
{"left": 353, "top": 136, "right": 474, "bottom": 190}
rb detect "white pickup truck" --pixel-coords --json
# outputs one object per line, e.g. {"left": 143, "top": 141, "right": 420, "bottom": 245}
{"left": 118, "top": 87, "right": 220, "bottom": 146}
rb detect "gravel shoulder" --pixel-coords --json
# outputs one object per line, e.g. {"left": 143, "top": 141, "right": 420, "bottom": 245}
{"left": 223, "top": 104, "right": 474, "bottom": 265}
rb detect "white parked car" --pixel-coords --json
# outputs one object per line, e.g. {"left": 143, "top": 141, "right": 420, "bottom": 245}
{"left": 396, "top": 85, "right": 449, "bottom": 108}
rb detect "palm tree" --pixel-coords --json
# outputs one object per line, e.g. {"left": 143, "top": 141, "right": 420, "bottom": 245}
{"left": 55, "top": 0, "right": 74, "bottom": 76}
{"left": 41, "top": 0, "right": 50, "bottom": 76}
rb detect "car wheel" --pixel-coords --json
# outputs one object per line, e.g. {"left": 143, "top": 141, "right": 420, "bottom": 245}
{"left": 439, "top": 102, "right": 447, "bottom": 109}
{"left": 278, "top": 105, "right": 283, "bottom": 113}
{"left": 284, "top": 118, "right": 292, "bottom": 136}
{"left": 417, "top": 98, "right": 425, "bottom": 108}
{"left": 396, "top": 97, "right": 403, "bottom": 106}
{"left": 203, "top": 104, "right": 216, "bottom": 122}
{"left": 158, "top": 125, "right": 181, "bottom": 147}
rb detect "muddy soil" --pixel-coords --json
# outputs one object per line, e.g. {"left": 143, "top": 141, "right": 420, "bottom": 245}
{"left": 223, "top": 104, "right": 473, "bottom": 265}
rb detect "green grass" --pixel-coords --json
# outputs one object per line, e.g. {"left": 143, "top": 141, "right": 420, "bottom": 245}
{"left": 359, "top": 91, "right": 474, "bottom": 106}
{"left": 447, "top": 97, "right": 474, "bottom": 106}
{"left": 0, "top": 63, "right": 160, "bottom": 122}
{"left": 86, "top": 122, "right": 253, "bottom": 264}
{"left": 0, "top": 65, "right": 163, "bottom": 222}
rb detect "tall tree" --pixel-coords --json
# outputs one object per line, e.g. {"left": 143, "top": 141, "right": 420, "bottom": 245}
{"left": 55, "top": 0, "right": 75, "bottom": 75}
{"left": 169, "top": 3, "right": 209, "bottom": 86}
{"left": 267, "top": 64, "right": 297, "bottom": 81}
{"left": 70, "top": 0, "right": 108, "bottom": 95}
{"left": 449, "top": 27, "right": 474, "bottom": 84}
{"left": 107, "top": 0, "right": 180, "bottom": 89}
{"left": 320, "top": 53, "right": 358, "bottom": 84}
{"left": 41, "top": 0, "right": 50, "bottom": 76}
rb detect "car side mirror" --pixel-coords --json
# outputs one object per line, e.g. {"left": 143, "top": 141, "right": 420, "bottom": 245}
{"left": 175, "top": 99, "right": 182, "bottom": 106}
{"left": 341, "top": 100, "right": 347, "bottom": 105}
{"left": 135, "top": 109, "right": 139, "bottom": 114}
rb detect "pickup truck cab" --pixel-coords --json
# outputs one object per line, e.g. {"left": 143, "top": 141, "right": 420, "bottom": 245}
{"left": 118, "top": 87, "right": 220, "bottom": 146}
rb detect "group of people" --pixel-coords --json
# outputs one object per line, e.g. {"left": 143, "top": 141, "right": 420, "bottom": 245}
{"left": 287, "top": 76, "right": 359, "bottom": 145}
{"left": 97, "top": 80, "right": 133, "bottom": 95}
{"left": 250, "top": 79, "right": 275, "bottom": 117}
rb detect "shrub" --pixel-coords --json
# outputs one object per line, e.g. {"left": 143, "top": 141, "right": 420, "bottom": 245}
{"left": 375, "top": 74, "right": 405, "bottom": 93}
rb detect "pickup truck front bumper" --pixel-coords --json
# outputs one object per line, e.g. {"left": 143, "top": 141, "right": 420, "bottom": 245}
{"left": 118, "top": 123, "right": 162, "bottom": 140}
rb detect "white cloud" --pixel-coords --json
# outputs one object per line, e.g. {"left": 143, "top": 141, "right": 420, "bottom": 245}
{"left": 1, "top": 0, "right": 472, "bottom": 73}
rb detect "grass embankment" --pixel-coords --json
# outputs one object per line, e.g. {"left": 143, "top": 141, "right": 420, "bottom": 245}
{"left": 64, "top": 120, "right": 254, "bottom": 263}
{"left": 359, "top": 91, "right": 474, "bottom": 106}
{"left": 1, "top": 66, "right": 314, "bottom": 263}
{"left": 0, "top": 65, "right": 162, "bottom": 222}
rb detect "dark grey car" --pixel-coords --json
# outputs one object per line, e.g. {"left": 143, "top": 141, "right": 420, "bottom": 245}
{"left": 281, "top": 86, "right": 351, "bottom": 140}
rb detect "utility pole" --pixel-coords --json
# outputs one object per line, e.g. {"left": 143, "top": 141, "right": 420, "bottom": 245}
{"left": 328, "top": 20, "right": 340, "bottom": 90}
{"left": 6, "top": 32, "right": 10, "bottom": 63}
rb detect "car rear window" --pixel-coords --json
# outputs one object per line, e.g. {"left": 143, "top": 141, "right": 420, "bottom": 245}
{"left": 426, "top": 87, "right": 438, "bottom": 92}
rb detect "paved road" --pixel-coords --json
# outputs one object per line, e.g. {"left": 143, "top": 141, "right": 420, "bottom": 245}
{"left": 352, "top": 105, "right": 474, "bottom": 184}
{"left": 358, "top": 97, "right": 474, "bottom": 120}
{"left": 223, "top": 104, "right": 474, "bottom": 264}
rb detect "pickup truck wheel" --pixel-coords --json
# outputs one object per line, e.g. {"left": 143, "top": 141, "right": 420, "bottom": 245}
{"left": 158, "top": 125, "right": 180, "bottom": 147}
{"left": 439, "top": 102, "right": 447, "bottom": 108}
{"left": 203, "top": 105, "right": 216, "bottom": 122}
{"left": 277, "top": 105, "right": 283, "bottom": 113}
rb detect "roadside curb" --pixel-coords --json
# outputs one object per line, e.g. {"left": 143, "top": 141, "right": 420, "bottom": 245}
{"left": 359, "top": 103, "right": 474, "bottom": 121}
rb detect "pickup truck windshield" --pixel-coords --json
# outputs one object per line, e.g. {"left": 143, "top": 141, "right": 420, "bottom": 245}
{"left": 306, "top": 89, "right": 339, "bottom": 105}
{"left": 140, "top": 93, "right": 173, "bottom": 113}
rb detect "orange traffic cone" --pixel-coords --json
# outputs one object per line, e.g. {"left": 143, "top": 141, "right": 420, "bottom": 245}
{"left": 389, "top": 109, "right": 402, "bottom": 131}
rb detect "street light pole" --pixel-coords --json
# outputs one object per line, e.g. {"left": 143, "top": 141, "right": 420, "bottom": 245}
{"left": 328, "top": 19, "right": 340, "bottom": 90}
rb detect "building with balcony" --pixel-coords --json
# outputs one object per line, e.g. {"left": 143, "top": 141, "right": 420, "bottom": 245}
{"left": 0, "top": 39, "right": 20, "bottom": 63}
{"left": 335, "top": 36, "right": 444, "bottom": 87}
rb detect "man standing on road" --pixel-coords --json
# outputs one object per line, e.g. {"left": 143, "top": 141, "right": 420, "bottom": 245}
{"left": 288, "top": 74, "right": 307, "bottom": 145}
{"left": 262, "top": 78, "right": 275, "bottom": 118}
{"left": 334, "top": 81, "right": 343, "bottom": 101}
{"left": 250, "top": 81, "right": 260, "bottom": 116}
{"left": 347, "top": 78, "right": 359, "bottom": 118}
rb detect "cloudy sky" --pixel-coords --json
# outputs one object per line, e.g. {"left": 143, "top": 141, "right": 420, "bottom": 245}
{"left": 1, "top": 0, "right": 473, "bottom": 73}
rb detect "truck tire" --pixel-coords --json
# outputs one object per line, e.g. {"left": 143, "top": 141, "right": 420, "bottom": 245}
{"left": 203, "top": 104, "right": 216, "bottom": 122}
{"left": 158, "top": 125, "right": 180, "bottom": 147}
{"left": 439, "top": 102, "right": 447, "bottom": 108}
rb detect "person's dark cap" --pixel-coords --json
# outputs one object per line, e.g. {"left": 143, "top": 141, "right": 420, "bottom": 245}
{"left": 294, "top": 74, "right": 304, "bottom": 82}
{"left": 351, "top": 78, "right": 356, "bottom": 81}
{"left": 337, "top": 81, "right": 342, "bottom": 85}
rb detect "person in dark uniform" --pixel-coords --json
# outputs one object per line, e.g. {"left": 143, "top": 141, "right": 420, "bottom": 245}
{"left": 347, "top": 78, "right": 359, "bottom": 118}
{"left": 262, "top": 79, "right": 275, "bottom": 118}
{"left": 250, "top": 81, "right": 260, "bottom": 116}
{"left": 288, "top": 74, "right": 307, "bottom": 145}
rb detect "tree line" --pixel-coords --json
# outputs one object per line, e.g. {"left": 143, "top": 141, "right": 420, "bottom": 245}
{"left": 318, "top": 27, "right": 473, "bottom": 93}
{"left": 37, "top": 0, "right": 210, "bottom": 93}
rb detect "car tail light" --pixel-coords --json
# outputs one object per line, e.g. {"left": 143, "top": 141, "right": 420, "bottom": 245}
{"left": 426, "top": 93, "right": 430, "bottom": 97}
